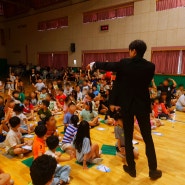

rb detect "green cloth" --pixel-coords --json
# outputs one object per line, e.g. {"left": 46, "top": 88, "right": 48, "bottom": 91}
{"left": 22, "top": 157, "right": 34, "bottom": 167}
{"left": 75, "top": 161, "right": 95, "bottom": 168}
{"left": 19, "top": 92, "right": 25, "bottom": 103}
{"left": 101, "top": 144, "right": 116, "bottom": 156}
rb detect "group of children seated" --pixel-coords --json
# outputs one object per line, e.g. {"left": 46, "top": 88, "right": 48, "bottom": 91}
{"left": 0, "top": 68, "right": 184, "bottom": 185}
{"left": 149, "top": 78, "right": 185, "bottom": 122}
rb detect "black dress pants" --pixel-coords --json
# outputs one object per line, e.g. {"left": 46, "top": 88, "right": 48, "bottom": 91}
{"left": 122, "top": 111, "right": 157, "bottom": 171}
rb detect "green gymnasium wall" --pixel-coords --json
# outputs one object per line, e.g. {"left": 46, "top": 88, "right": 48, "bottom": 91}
{"left": 154, "top": 74, "right": 185, "bottom": 87}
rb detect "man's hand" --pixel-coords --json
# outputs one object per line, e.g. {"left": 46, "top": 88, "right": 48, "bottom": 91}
{"left": 87, "top": 62, "right": 95, "bottom": 71}
{"left": 86, "top": 64, "right": 90, "bottom": 70}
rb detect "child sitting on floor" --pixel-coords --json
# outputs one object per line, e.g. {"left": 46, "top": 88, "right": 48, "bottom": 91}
{"left": 32, "top": 124, "right": 47, "bottom": 159}
{"left": 104, "top": 105, "right": 118, "bottom": 125}
{"left": 30, "top": 155, "right": 57, "bottom": 185}
{"left": 45, "top": 135, "right": 73, "bottom": 184}
{"left": 45, "top": 93, "right": 58, "bottom": 114}
{"left": 38, "top": 100, "right": 52, "bottom": 123}
{"left": 80, "top": 101, "right": 99, "bottom": 127}
{"left": 44, "top": 115, "right": 58, "bottom": 138}
{"left": 17, "top": 80, "right": 25, "bottom": 103}
{"left": 98, "top": 94, "right": 109, "bottom": 115}
{"left": 29, "top": 91, "right": 38, "bottom": 107}
{"left": 55, "top": 88, "right": 66, "bottom": 110}
{"left": 11, "top": 90, "right": 21, "bottom": 104}
{"left": 150, "top": 104, "right": 163, "bottom": 128}
{"left": 3, "top": 99, "right": 15, "bottom": 125}
{"left": 23, "top": 97, "right": 34, "bottom": 121}
{"left": 63, "top": 96, "right": 72, "bottom": 114}
{"left": 5, "top": 116, "right": 31, "bottom": 158}
{"left": 73, "top": 120, "right": 103, "bottom": 169}
{"left": 114, "top": 112, "right": 139, "bottom": 160}
{"left": 63, "top": 102, "right": 76, "bottom": 133}
{"left": 61, "top": 115, "right": 79, "bottom": 154}
{"left": 38, "top": 87, "right": 48, "bottom": 104}
{"left": 13, "top": 104, "right": 34, "bottom": 134}
{"left": 33, "top": 78, "right": 45, "bottom": 94}
{"left": 152, "top": 97, "right": 170, "bottom": 119}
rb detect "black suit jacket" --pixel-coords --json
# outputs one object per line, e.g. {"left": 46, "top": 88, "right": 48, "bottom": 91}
{"left": 95, "top": 56, "right": 155, "bottom": 113}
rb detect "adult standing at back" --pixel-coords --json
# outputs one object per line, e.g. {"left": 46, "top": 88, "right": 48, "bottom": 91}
{"left": 157, "top": 78, "right": 177, "bottom": 109}
{"left": 87, "top": 40, "right": 162, "bottom": 180}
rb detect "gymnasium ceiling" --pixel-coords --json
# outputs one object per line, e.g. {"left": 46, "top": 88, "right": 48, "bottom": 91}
{"left": 0, "top": 0, "right": 90, "bottom": 18}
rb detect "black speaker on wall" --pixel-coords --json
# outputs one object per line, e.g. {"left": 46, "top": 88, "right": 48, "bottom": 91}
{"left": 70, "top": 43, "right": 75, "bottom": 52}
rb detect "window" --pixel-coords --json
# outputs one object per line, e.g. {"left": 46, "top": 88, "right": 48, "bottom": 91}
{"left": 82, "top": 50, "right": 129, "bottom": 68}
{"left": 38, "top": 17, "right": 68, "bottom": 31}
{"left": 83, "top": 3, "right": 134, "bottom": 23}
{"left": 151, "top": 48, "right": 185, "bottom": 75}
{"left": 156, "top": 0, "right": 185, "bottom": 11}
{"left": 38, "top": 52, "right": 68, "bottom": 69}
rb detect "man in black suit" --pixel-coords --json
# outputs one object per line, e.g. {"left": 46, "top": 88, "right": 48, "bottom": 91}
{"left": 88, "top": 40, "right": 162, "bottom": 180}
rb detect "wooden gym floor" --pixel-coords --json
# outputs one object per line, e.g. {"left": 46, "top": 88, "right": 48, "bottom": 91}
{"left": 0, "top": 88, "right": 185, "bottom": 185}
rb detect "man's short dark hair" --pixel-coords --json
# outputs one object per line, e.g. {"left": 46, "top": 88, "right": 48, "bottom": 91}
{"left": 34, "top": 124, "right": 47, "bottom": 138}
{"left": 9, "top": 116, "right": 21, "bottom": 128}
{"left": 46, "top": 135, "right": 59, "bottom": 150}
{"left": 42, "top": 100, "right": 50, "bottom": 107}
{"left": 129, "top": 40, "right": 147, "bottom": 58}
{"left": 30, "top": 155, "right": 57, "bottom": 185}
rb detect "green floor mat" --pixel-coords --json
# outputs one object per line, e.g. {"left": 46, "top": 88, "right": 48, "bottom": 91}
{"left": 60, "top": 131, "right": 65, "bottom": 134}
{"left": 75, "top": 161, "right": 95, "bottom": 168}
{"left": 100, "top": 120, "right": 106, "bottom": 124}
{"left": 56, "top": 146, "right": 64, "bottom": 153}
{"left": 101, "top": 144, "right": 116, "bottom": 156}
{"left": 22, "top": 157, "right": 34, "bottom": 167}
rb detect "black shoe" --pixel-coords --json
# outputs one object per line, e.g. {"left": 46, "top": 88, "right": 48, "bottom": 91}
{"left": 123, "top": 165, "right": 136, "bottom": 177}
{"left": 149, "top": 169, "right": 162, "bottom": 180}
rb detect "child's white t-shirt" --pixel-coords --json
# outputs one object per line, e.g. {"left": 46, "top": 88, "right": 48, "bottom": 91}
{"left": 13, "top": 112, "right": 27, "bottom": 126}
{"left": 5, "top": 128, "right": 22, "bottom": 151}
{"left": 35, "top": 82, "right": 45, "bottom": 91}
